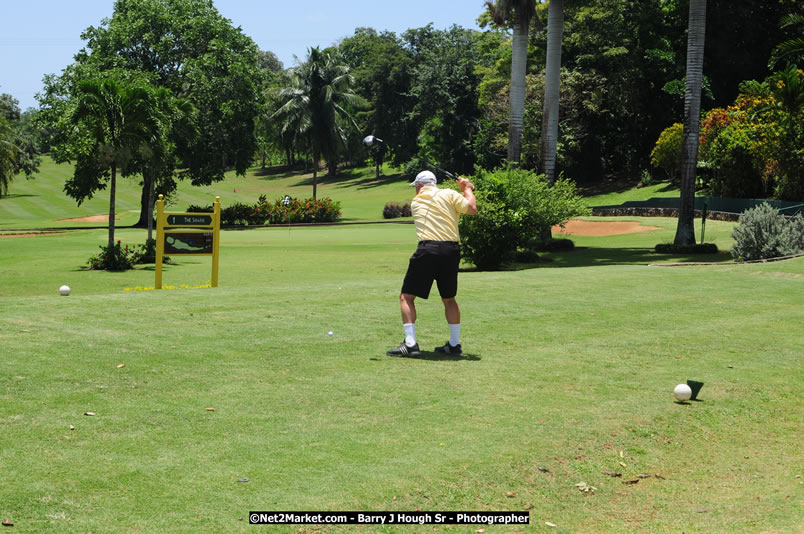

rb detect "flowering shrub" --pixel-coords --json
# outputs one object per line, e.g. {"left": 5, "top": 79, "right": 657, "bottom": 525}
{"left": 254, "top": 195, "right": 341, "bottom": 224}
{"left": 87, "top": 240, "right": 141, "bottom": 271}
{"left": 698, "top": 66, "right": 804, "bottom": 201}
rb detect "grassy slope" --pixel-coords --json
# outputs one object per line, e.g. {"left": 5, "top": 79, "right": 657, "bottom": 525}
{"left": 0, "top": 158, "right": 412, "bottom": 229}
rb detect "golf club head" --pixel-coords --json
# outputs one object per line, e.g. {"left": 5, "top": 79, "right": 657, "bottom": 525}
{"left": 362, "top": 135, "right": 383, "bottom": 147}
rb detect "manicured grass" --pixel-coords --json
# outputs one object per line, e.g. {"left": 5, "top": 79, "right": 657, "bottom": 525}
{"left": 0, "top": 157, "right": 411, "bottom": 229}
{"left": 2, "top": 220, "right": 802, "bottom": 532}
{"left": 1, "top": 162, "right": 801, "bottom": 532}
{"left": 584, "top": 181, "right": 683, "bottom": 207}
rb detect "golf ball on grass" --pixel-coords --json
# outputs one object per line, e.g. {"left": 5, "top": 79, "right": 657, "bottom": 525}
{"left": 59, "top": 285, "right": 71, "bottom": 296}
{"left": 328, "top": 331, "right": 334, "bottom": 337}
{"left": 674, "top": 383, "right": 692, "bottom": 401}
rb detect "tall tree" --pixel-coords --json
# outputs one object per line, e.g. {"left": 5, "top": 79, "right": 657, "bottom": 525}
{"left": 674, "top": 0, "right": 707, "bottom": 245}
{"left": 0, "top": 116, "right": 17, "bottom": 196}
{"left": 69, "top": 78, "right": 162, "bottom": 248}
{"left": 135, "top": 88, "right": 198, "bottom": 243}
{"left": 540, "top": 0, "right": 564, "bottom": 185}
{"left": 0, "top": 94, "right": 40, "bottom": 196}
{"left": 487, "top": 0, "right": 538, "bottom": 166}
{"left": 41, "top": 0, "right": 265, "bottom": 226}
{"left": 273, "top": 47, "right": 366, "bottom": 199}
{"left": 405, "top": 25, "right": 484, "bottom": 175}
{"left": 338, "top": 28, "right": 418, "bottom": 168}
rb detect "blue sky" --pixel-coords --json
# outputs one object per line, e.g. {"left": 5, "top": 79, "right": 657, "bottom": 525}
{"left": 0, "top": 0, "right": 486, "bottom": 111}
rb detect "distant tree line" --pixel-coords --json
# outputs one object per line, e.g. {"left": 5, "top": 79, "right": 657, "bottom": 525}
{"left": 1, "top": 0, "right": 800, "bottom": 213}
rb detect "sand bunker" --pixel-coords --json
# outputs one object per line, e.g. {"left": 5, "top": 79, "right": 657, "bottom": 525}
{"left": 552, "top": 220, "right": 661, "bottom": 236}
{"left": 57, "top": 214, "right": 118, "bottom": 223}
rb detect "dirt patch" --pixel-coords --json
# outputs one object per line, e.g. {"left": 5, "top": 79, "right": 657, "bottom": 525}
{"left": 552, "top": 220, "right": 661, "bottom": 236}
{"left": 57, "top": 214, "right": 119, "bottom": 223}
{"left": 0, "top": 232, "right": 64, "bottom": 238}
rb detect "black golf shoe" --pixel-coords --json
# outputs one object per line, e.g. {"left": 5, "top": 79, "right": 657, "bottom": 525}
{"left": 386, "top": 341, "right": 420, "bottom": 357}
{"left": 435, "top": 341, "right": 462, "bottom": 355}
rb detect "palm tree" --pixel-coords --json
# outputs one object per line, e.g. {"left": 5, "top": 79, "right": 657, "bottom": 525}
{"left": 487, "top": 0, "right": 538, "bottom": 166}
{"left": 540, "top": 0, "right": 564, "bottom": 186}
{"left": 273, "top": 47, "right": 367, "bottom": 199}
{"left": 137, "top": 89, "right": 198, "bottom": 243}
{"left": 73, "top": 78, "right": 161, "bottom": 248}
{"left": 769, "top": 14, "right": 804, "bottom": 69}
{"left": 674, "top": 0, "right": 707, "bottom": 245}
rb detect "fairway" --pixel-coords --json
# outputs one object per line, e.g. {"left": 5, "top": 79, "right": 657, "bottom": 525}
{"left": 1, "top": 211, "right": 802, "bottom": 532}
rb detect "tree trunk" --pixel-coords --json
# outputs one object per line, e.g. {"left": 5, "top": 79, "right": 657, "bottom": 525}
{"left": 312, "top": 150, "right": 319, "bottom": 200}
{"left": 540, "top": 0, "right": 563, "bottom": 186}
{"left": 146, "top": 170, "right": 156, "bottom": 243}
{"left": 108, "top": 164, "right": 117, "bottom": 249}
{"left": 135, "top": 176, "right": 150, "bottom": 228}
{"left": 508, "top": 13, "right": 530, "bottom": 166}
{"left": 539, "top": 0, "right": 564, "bottom": 241}
{"left": 674, "top": 0, "right": 707, "bottom": 246}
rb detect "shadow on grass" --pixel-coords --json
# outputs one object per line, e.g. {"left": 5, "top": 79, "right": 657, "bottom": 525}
{"left": 466, "top": 247, "right": 735, "bottom": 271}
{"left": 295, "top": 169, "right": 408, "bottom": 190}
{"left": 378, "top": 351, "right": 482, "bottom": 362}
{"left": 0, "top": 194, "right": 37, "bottom": 200}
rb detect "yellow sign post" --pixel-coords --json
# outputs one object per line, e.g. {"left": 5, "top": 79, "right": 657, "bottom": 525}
{"left": 155, "top": 195, "right": 221, "bottom": 289}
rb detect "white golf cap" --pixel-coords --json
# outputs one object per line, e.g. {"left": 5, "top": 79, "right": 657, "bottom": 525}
{"left": 410, "top": 170, "right": 437, "bottom": 187}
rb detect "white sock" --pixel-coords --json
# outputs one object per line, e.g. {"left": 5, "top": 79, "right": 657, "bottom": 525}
{"left": 403, "top": 323, "right": 416, "bottom": 346}
{"left": 449, "top": 323, "right": 461, "bottom": 346}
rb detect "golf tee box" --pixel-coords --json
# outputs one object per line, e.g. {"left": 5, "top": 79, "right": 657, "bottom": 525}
{"left": 155, "top": 195, "right": 221, "bottom": 289}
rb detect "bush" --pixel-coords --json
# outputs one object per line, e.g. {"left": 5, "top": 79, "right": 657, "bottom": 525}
{"left": 383, "top": 201, "right": 412, "bottom": 219}
{"left": 186, "top": 204, "right": 213, "bottom": 213}
{"left": 651, "top": 123, "right": 683, "bottom": 182}
{"left": 654, "top": 243, "right": 719, "bottom": 254}
{"left": 87, "top": 240, "right": 140, "bottom": 271}
{"left": 221, "top": 202, "right": 255, "bottom": 226}
{"left": 134, "top": 238, "right": 171, "bottom": 265}
{"left": 730, "top": 203, "right": 804, "bottom": 260}
{"left": 255, "top": 196, "right": 341, "bottom": 224}
{"left": 458, "top": 167, "right": 590, "bottom": 270}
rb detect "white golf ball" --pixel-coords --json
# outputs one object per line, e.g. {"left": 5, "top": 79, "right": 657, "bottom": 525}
{"left": 328, "top": 331, "right": 334, "bottom": 337}
{"left": 674, "top": 383, "right": 692, "bottom": 401}
{"left": 59, "top": 285, "right": 71, "bottom": 296}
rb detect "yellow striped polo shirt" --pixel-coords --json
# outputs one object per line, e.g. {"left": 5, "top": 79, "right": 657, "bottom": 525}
{"left": 411, "top": 186, "right": 472, "bottom": 242}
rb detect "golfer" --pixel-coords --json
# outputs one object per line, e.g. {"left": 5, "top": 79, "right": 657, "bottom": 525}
{"left": 387, "top": 170, "right": 477, "bottom": 356}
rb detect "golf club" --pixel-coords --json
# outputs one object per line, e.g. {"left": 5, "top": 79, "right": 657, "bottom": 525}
{"left": 362, "top": 135, "right": 457, "bottom": 181}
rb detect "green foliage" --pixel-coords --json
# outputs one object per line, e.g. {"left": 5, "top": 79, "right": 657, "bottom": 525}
{"left": 650, "top": 123, "right": 683, "bottom": 182}
{"left": 221, "top": 202, "right": 258, "bottom": 226}
{"left": 273, "top": 46, "right": 367, "bottom": 189}
{"left": 86, "top": 240, "right": 141, "bottom": 271}
{"left": 76, "top": 0, "right": 264, "bottom": 183}
{"left": 699, "top": 65, "right": 803, "bottom": 200}
{"left": 731, "top": 203, "right": 804, "bottom": 260}
{"left": 458, "top": 167, "right": 590, "bottom": 270}
{"left": 255, "top": 196, "right": 342, "bottom": 224}
{"left": 404, "top": 25, "right": 486, "bottom": 175}
{"left": 134, "top": 238, "right": 170, "bottom": 265}
{"left": 382, "top": 201, "right": 412, "bottom": 219}
{"left": 0, "top": 94, "right": 41, "bottom": 196}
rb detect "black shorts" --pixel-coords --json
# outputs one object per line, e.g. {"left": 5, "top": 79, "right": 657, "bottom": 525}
{"left": 401, "top": 241, "right": 461, "bottom": 299}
